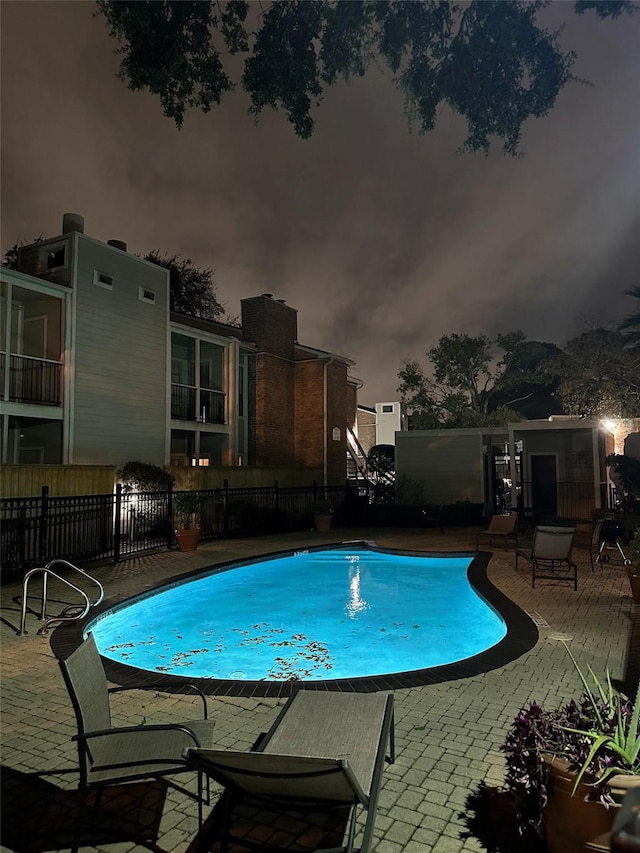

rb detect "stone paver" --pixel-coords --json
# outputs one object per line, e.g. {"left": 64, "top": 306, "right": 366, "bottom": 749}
{"left": 1, "top": 524, "right": 637, "bottom": 851}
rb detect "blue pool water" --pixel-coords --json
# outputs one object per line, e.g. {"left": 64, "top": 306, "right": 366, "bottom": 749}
{"left": 88, "top": 547, "right": 507, "bottom": 681}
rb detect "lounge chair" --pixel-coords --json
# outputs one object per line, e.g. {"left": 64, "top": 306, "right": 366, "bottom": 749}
{"left": 476, "top": 512, "right": 518, "bottom": 551}
{"left": 515, "top": 524, "right": 578, "bottom": 590}
{"left": 59, "top": 633, "right": 216, "bottom": 829}
{"left": 185, "top": 690, "right": 395, "bottom": 853}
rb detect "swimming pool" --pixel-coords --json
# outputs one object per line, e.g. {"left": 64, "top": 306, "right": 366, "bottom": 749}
{"left": 84, "top": 543, "right": 536, "bottom": 695}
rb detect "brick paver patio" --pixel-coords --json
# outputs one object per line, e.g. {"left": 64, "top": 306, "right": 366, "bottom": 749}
{"left": 1, "top": 525, "right": 637, "bottom": 852}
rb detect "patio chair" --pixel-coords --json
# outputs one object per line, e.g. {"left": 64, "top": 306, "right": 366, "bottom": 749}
{"left": 185, "top": 690, "right": 395, "bottom": 853}
{"left": 59, "top": 633, "right": 216, "bottom": 829}
{"left": 476, "top": 512, "right": 518, "bottom": 551}
{"left": 515, "top": 524, "right": 578, "bottom": 590}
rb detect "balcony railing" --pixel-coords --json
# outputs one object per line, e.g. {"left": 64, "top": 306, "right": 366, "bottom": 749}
{"left": 171, "top": 384, "right": 225, "bottom": 424}
{"left": 0, "top": 353, "right": 63, "bottom": 406}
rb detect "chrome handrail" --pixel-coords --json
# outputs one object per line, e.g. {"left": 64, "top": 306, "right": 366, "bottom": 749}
{"left": 19, "top": 559, "right": 104, "bottom": 636}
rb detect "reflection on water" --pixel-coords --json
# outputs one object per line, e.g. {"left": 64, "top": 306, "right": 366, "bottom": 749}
{"left": 347, "top": 556, "right": 367, "bottom": 618}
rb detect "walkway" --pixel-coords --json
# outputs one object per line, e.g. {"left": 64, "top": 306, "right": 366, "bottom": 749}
{"left": 1, "top": 525, "right": 637, "bottom": 852}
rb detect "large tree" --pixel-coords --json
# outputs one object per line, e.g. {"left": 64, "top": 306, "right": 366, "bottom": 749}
{"left": 551, "top": 327, "right": 640, "bottom": 418}
{"left": 97, "top": 0, "right": 633, "bottom": 154}
{"left": 144, "top": 250, "right": 225, "bottom": 319}
{"left": 398, "top": 331, "right": 560, "bottom": 428}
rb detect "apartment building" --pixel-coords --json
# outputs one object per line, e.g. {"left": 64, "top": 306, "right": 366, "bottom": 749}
{"left": 0, "top": 215, "right": 358, "bottom": 483}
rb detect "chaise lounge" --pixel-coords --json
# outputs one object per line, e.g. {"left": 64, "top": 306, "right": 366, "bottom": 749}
{"left": 515, "top": 524, "right": 578, "bottom": 590}
{"left": 185, "top": 690, "right": 395, "bottom": 853}
{"left": 476, "top": 512, "right": 518, "bottom": 551}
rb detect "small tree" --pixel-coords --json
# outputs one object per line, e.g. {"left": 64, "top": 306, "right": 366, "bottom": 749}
{"left": 2, "top": 237, "right": 45, "bottom": 270}
{"left": 367, "top": 445, "right": 395, "bottom": 482}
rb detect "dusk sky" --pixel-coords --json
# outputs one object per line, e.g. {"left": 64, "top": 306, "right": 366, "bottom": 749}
{"left": 1, "top": 1, "right": 639, "bottom": 406}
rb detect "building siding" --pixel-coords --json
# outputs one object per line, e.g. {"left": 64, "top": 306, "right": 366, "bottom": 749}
{"left": 395, "top": 431, "right": 484, "bottom": 503}
{"left": 71, "top": 241, "right": 169, "bottom": 466}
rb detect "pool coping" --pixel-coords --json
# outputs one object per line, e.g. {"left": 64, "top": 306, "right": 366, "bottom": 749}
{"left": 50, "top": 540, "right": 538, "bottom": 698}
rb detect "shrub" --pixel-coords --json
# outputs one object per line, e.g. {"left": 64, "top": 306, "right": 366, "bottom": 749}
{"left": 117, "top": 461, "right": 174, "bottom": 493}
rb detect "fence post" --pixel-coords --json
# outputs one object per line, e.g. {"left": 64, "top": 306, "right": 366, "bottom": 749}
{"left": 167, "top": 483, "right": 173, "bottom": 550}
{"left": 38, "top": 485, "right": 49, "bottom": 565}
{"left": 113, "top": 484, "right": 122, "bottom": 563}
{"left": 223, "top": 479, "right": 229, "bottom": 537}
{"left": 313, "top": 480, "right": 318, "bottom": 504}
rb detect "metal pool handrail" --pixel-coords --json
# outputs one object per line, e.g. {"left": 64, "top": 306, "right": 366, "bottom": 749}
{"left": 19, "top": 559, "right": 104, "bottom": 636}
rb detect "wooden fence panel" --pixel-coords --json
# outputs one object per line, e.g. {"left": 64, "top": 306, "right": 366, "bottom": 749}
{"left": 1, "top": 466, "right": 117, "bottom": 498}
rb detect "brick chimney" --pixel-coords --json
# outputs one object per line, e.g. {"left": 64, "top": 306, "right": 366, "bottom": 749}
{"left": 240, "top": 294, "right": 298, "bottom": 360}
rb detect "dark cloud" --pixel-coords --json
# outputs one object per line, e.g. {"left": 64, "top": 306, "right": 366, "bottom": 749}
{"left": 1, "top": 1, "right": 638, "bottom": 404}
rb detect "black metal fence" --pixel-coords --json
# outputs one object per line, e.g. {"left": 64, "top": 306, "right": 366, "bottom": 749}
{"left": 0, "top": 482, "right": 356, "bottom": 581}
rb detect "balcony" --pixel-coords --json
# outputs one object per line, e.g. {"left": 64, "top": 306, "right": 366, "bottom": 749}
{"left": 171, "top": 384, "right": 225, "bottom": 424}
{"left": 0, "top": 353, "right": 63, "bottom": 406}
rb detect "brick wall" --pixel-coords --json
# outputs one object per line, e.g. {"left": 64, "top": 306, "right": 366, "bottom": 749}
{"left": 253, "top": 353, "right": 296, "bottom": 466}
{"left": 326, "top": 361, "right": 348, "bottom": 484}
{"left": 295, "top": 360, "right": 325, "bottom": 469}
{"left": 357, "top": 409, "right": 377, "bottom": 456}
{"left": 294, "top": 358, "right": 349, "bottom": 484}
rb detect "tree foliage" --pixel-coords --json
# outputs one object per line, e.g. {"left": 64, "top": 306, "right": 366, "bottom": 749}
{"left": 96, "top": 0, "right": 633, "bottom": 154}
{"left": 398, "top": 332, "right": 560, "bottom": 428}
{"left": 144, "top": 250, "right": 225, "bottom": 319}
{"left": 2, "top": 237, "right": 45, "bottom": 270}
{"left": 367, "top": 444, "right": 395, "bottom": 481}
{"left": 550, "top": 328, "right": 640, "bottom": 418}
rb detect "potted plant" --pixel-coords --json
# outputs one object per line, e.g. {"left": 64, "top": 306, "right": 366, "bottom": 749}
{"left": 502, "top": 642, "right": 640, "bottom": 853}
{"left": 626, "top": 526, "right": 640, "bottom": 604}
{"left": 174, "top": 491, "right": 202, "bottom": 551}
{"left": 313, "top": 499, "right": 334, "bottom": 533}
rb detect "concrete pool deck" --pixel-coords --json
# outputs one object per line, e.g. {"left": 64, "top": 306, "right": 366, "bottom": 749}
{"left": 1, "top": 524, "right": 638, "bottom": 852}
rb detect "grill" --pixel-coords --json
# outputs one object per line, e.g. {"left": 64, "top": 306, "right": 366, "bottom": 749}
{"left": 601, "top": 521, "right": 625, "bottom": 543}
{"left": 597, "top": 519, "right": 630, "bottom": 566}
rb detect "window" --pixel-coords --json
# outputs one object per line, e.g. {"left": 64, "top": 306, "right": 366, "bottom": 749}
{"left": 93, "top": 270, "right": 113, "bottom": 289}
{"left": 171, "top": 334, "right": 195, "bottom": 386}
{"left": 200, "top": 340, "right": 223, "bottom": 390}
{"left": 47, "top": 247, "right": 65, "bottom": 269}
{"left": 170, "top": 333, "right": 226, "bottom": 424}
{"left": 138, "top": 286, "right": 156, "bottom": 304}
{"left": 382, "top": 404, "right": 393, "bottom": 413}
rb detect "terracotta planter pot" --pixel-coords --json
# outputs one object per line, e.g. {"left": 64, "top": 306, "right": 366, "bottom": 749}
{"left": 176, "top": 528, "right": 200, "bottom": 552}
{"left": 314, "top": 514, "right": 332, "bottom": 532}
{"left": 543, "top": 755, "right": 640, "bottom": 853}
{"left": 627, "top": 567, "right": 640, "bottom": 604}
